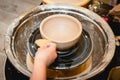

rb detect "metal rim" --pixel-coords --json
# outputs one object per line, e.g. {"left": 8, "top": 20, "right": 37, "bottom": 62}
{"left": 5, "top": 4, "right": 115, "bottom": 80}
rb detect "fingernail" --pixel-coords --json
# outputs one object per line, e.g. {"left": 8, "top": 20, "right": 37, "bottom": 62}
{"left": 47, "top": 43, "right": 51, "bottom": 47}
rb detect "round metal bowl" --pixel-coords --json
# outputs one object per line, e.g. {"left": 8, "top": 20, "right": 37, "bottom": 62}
{"left": 5, "top": 4, "right": 115, "bottom": 80}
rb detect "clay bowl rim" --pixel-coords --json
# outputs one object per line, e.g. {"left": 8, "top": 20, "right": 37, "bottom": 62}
{"left": 42, "top": 0, "right": 90, "bottom": 6}
{"left": 40, "top": 14, "right": 82, "bottom": 43}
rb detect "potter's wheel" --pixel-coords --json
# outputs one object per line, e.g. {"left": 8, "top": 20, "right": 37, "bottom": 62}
{"left": 28, "top": 28, "right": 92, "bottom": 70}
{"left": 5, "top": 4, "right": 115, "bottom": 80}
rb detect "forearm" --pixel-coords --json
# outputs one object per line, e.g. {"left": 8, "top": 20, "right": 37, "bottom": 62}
{"left": 30, "top": 60, "right": 47, "bottom": 80}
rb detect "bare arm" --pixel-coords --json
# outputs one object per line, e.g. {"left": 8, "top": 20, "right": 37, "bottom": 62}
{"left": 30, "top": 43, "right": 57, "bottom": 80}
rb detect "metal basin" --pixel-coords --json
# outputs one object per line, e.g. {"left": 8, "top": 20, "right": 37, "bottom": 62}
{"left": 5, "top": 4, "right": 115, "bottom": 80}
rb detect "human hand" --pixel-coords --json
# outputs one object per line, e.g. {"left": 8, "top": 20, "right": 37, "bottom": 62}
{"left": 34, "top": 42, "right": 57, "bottom": 67}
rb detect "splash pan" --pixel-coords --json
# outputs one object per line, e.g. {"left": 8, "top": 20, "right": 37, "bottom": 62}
{"left": 5, "top": 4, "right": 115, "bottom": 80}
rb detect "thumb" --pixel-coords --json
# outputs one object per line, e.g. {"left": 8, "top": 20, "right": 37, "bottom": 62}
{"left": 47, "top": 43, "right": 57, "bottom": 49}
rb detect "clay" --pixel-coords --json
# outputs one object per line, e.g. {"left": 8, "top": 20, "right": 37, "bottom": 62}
{"left": 42, "top": 0, "right": 90, "bottom": 6}
{"left": 40, "top": 14, "right": 82, "bottom": 50}
{"left": 35, "top": 39, "right": 51, "bottom": 47}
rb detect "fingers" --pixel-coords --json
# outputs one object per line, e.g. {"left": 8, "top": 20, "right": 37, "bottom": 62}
{"left": 40, "top": 42, "right": 57, "bottom": 49}
{"left": 47, "top": 43, "right": 57, "bottom": 49}
{"left": 35, "top": 42, "right": 57, "bottom": 66}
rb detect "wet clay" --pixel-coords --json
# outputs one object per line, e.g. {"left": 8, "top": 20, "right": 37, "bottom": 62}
{"left": 40, "top": 14, "right": 82, "bottom": 42}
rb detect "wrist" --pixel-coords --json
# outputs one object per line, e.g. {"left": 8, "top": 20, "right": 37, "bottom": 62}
{"left": 34, "top": 58, "right": 47, "bottom": 67}
{"left": 31, "top": 59, "right": 47, "bottom": 80}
